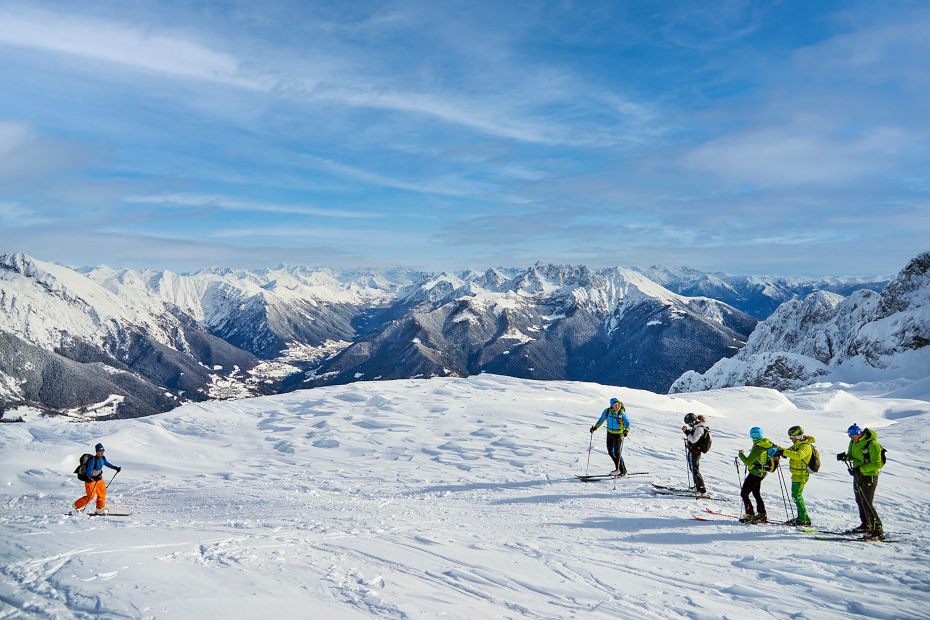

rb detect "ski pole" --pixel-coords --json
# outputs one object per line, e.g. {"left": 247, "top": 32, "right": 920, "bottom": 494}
{"left": 734, "top": 456, "right": 743, "bottom": 516}
{"left": 684, "top": 440, "right": 692, "bottom": 489}
{"left": 105, "top": 470, "right": 118, "bottom": 489}
{"left": 777, "top": 466, "right": 793, "bottom": 522}
{"left": 585, "top": 433, "right": 594, "bottom": 475}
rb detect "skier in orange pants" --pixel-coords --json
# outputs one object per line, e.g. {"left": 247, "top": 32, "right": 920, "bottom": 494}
{"left": 74, "top": 443, "right": 120, "bottom": 515}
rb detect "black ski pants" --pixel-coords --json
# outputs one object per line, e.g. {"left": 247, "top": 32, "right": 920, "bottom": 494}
{"left": 853, "top": 470, "right": 882, "bottom": 533}
{"left": 606, "top": 433, "right": 626, "bottom": 474}
{"left": 741, "top": 473, "right": 766, "bottom": 516}
{"left": 687, "top": 450, "right": 705, "bottom": 493}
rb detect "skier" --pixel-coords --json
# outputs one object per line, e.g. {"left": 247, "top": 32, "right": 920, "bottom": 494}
{"left": 74, "top": 443, "right": 121, "bottom": 515}
{"left": 772, "top": 425, "right": 815, "bottom": 526}
{"left": 590, "top": 398, "right": 630, "bottom": 476}
{"left": 682, "top": 413, "right": 708, "bottom": 493}
{"left": 737, "top": 427, "right": 776, "bottom": 523}
{"left": 837, "top": 424, "right": 885, "bottom": 539}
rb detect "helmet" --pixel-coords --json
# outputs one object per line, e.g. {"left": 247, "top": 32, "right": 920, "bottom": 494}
{"left": 749, "top": 427, "right": 763, "bottom": 440}
{"left": 847, "top": 424, "right": 862, "bottom": 438}
{"left": 788, "top": 425, "right": 804, "bottom": 438}
{"left": 684, "top": 413, "right": 697, "bottom": 425}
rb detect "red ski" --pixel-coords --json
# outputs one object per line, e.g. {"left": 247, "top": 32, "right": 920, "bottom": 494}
{"left": 704, "top": 507, "right": 741, "bottom": 519}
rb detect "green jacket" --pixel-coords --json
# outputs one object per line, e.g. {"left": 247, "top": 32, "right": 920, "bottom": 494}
{"left": 847, "top": 428, "right": 883, "bottom": 476}
{"left": 780, "top": 435, "right": 815, "bottom": 483}
{"left": 739, "top": 438, "right": 775, "bottom": 477}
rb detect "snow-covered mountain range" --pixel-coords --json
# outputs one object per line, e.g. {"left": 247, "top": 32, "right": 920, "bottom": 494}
{"left": 672, "top": 252, "right": 930, "bottom": 399}
{"left": 304, "top": 263, "right": 757, "bottom": 393}
{"left": 0, "top": 251, "right": 895, "bottom": 420}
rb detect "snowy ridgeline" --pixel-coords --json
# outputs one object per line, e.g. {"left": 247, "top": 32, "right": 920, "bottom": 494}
{"left": 2, "top": 375, "right": 929, "bottom": 618}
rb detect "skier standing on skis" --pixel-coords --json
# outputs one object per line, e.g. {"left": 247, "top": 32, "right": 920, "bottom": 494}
{"left": 590, "top": 398, "right": 630, "bottom": 476}
{"left": 773, "top": 426, "right": 814, "bottom": 526}
{"left": 837, "top": 424, "right": 885, "bottom": 539}
{"left": 682, "top": 413, "right": 707, "bottom": 494}
{"left": 737, "top": 427, "right": 776, "bottom": 523}
{"left": 73, "top": 443, "right": 121, "bottom": 515}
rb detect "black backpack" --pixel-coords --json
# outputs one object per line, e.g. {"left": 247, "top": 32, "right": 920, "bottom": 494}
{"left": 74, "top": 454, "right": 93, "bottom": 482}
{"left": 695, "top": 427, "right": 712, "bottom": 453}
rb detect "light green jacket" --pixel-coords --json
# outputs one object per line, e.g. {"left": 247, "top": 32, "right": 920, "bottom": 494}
{"left": 780, "top": 435, "right": 815, "bottom": 483}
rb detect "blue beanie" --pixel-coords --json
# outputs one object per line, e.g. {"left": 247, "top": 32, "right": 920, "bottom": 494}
{"left": 610, "top": 398, "right": 620, "bottom": 406}
{"left": 847, "top": 424, "right": 862, "bottom": 438}
{"left": 95, "top": 443, "right": 105, "bottom": 452}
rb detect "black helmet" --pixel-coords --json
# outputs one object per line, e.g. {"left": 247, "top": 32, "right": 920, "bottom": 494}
{"left": 684, "top": 413, "right": 697, "bottom": 425}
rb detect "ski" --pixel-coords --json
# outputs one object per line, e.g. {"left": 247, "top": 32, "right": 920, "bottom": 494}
{"left": 650, "top": 488, "right": 727, "bottom": 502}
{"left": 650, "top": 484, "right": 698, "bottom": 492}
{"left": 813, "top": 535, "right": 897, "bottom": 543}
{"left": 704, "top": 508, "right": 741, "bottom": 519}
{"left": 88, "top": 513, "right": 132, "bottom": 517}
{"left": 800, "top": 527, "right": 906, "bottom": 537}
{"left": 576, "top": 472, "right": 648, "bottom": 482}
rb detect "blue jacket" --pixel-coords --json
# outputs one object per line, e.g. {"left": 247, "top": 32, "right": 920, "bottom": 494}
{"left": 593, "top": 408, "right": 630, "bottom": 434}
{"left": 85, "top": 455, "right": 118, "bottom": 480}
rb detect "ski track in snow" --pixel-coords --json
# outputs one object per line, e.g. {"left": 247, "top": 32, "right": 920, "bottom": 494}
{"left": 2, "top": 374, "right": 929, "bottom": 618}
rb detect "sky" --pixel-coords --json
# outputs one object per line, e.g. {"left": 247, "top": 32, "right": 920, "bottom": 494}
{"left": 0, "top": 0, "right": 928, "bottom": 277}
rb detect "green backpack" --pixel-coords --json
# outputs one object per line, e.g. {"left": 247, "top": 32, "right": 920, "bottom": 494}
{"left": 806, "top": 445, "right": 821, "bottom": 473}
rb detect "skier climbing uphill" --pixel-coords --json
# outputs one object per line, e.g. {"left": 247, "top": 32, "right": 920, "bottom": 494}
{"left": 737, "top": 427, "right": 776, "bottom": 523}
{"left": 590, "top": 398, "right": 630, "bottom": 476}
{"left": 73, "top": 443, "right": 121, "bottom": 515}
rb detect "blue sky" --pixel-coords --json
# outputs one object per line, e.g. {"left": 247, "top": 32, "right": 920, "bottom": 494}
{"left": 0, "top": 0, "right": 927, "bottom": 276}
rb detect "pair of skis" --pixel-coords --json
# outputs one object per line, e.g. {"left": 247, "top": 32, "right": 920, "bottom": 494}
{"left": 66, "top": 511, "right": 132, "bottom": 517}
{"left": 693, "top": 508, "right": 897, "bottom": 542}
{"left": 650, "top": 484, "right": 727, "bottom": 501}
{"left": 575, "top": 471, "right": 649, "bottom": 482}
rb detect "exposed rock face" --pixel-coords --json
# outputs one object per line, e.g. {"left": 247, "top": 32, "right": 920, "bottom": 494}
{"left": 671, "top": 252, "right": 930, "bottom": 394}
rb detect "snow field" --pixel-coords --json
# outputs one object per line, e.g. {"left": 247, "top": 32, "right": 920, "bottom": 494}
{"left": 1, "top": 374, "right": 929, "bottom": 618}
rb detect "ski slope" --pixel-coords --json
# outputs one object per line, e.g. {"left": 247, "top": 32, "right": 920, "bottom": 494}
{"left": 2, "top": 375, "right": 929, "bottom": 618}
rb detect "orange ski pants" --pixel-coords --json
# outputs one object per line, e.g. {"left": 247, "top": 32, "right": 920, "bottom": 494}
{"left": 75, "top": 479, "right": 106, "bottom": 510}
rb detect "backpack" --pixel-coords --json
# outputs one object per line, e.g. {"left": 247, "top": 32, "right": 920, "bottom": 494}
{"left": 764, "top": 452, "right": 781, "bottom": 472}
{"left": 74, "top": 454, "right": 93, "bottom": 482}
{"left": 806, "top": 445, "right": 821, "bottom": 473}
{"left": 695, "top": 427, "right": 712, "bottom": 453}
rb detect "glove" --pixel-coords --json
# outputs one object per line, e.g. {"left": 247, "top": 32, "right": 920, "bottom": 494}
{"left": 622, "top": 429, "right": 629, "bottom": 437}
{"left": 590, "top": 426, "right": 595, "bottom": 434}
{"left": 93, "top": 475, "right": 102, "bottom": 481}
{"left": 116, "top": 466, "right": 122, "bottom": 472}
{"left": 776, "top": 449, "right": 784, "bottom": 458}
{"left": 835, "top": 452, "right": 846, "bottom": 462}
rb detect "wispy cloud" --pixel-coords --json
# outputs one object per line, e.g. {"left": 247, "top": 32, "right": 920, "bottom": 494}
{"left": 0, "top": 7, "right": 268, "bottom": 90}
{"left": 124, "top": 194, "right": 379, "bottom": 219}
{"left": 680, "top": 124, "right": 914, "bottom": 186}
